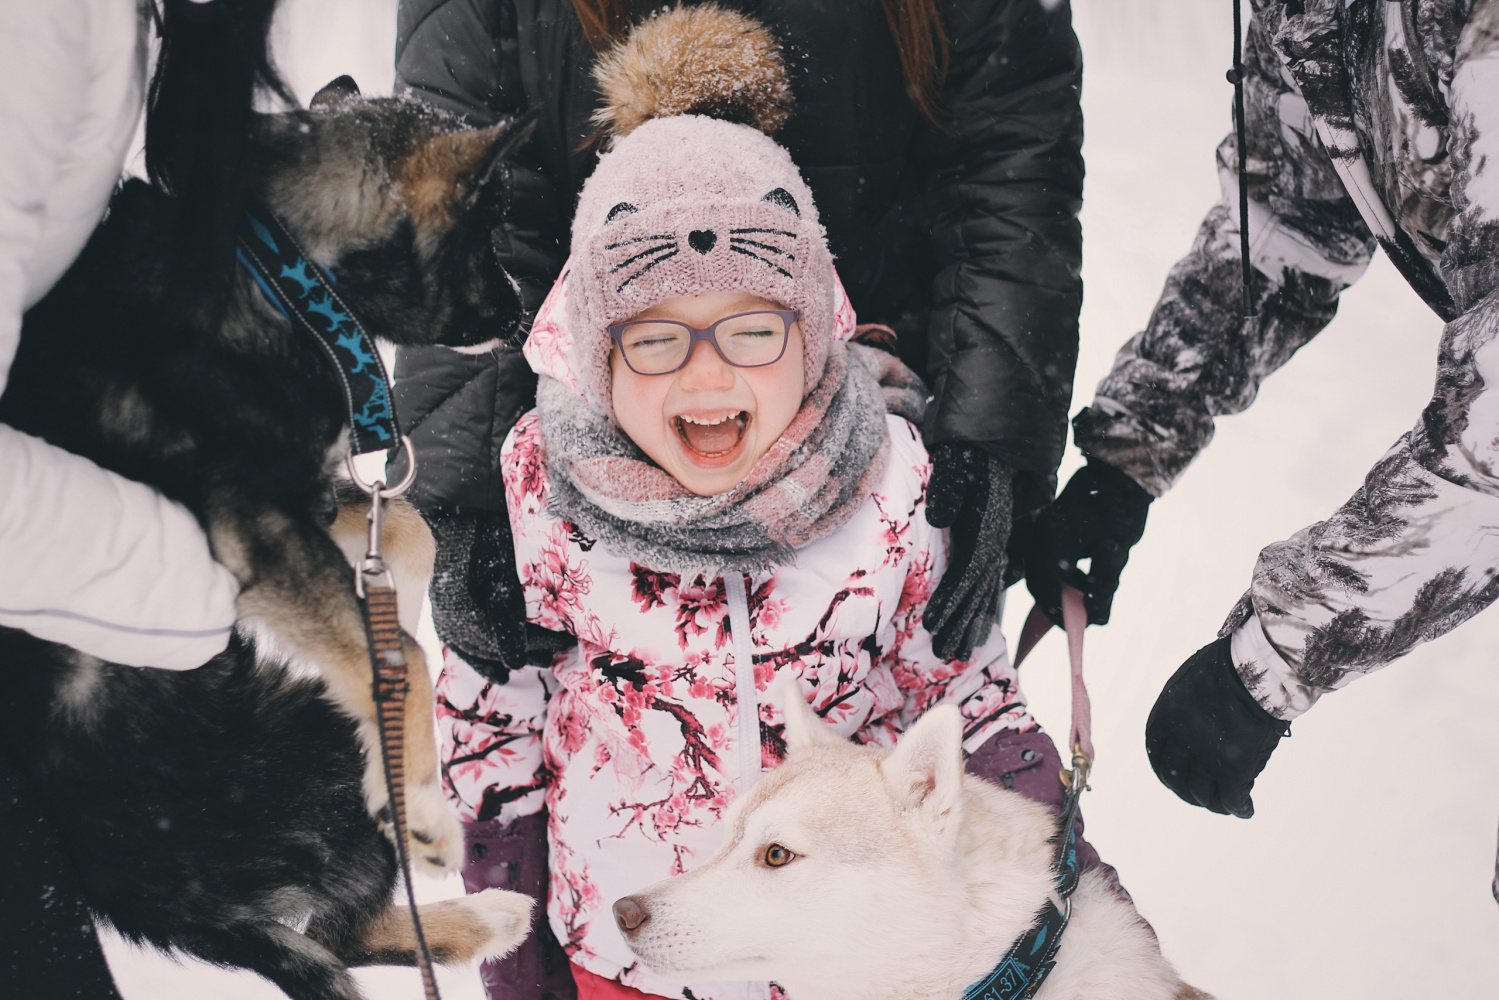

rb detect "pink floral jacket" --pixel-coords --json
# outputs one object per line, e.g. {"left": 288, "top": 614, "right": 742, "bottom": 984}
{"left": 434, "top": 407, "right": 1034, "bottom": 999}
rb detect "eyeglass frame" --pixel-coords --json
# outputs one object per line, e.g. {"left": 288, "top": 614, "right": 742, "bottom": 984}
{"left": 606, "top": 309, "right": 801, "bottom": 376}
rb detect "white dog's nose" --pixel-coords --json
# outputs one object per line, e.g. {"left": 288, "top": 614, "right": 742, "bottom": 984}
{"left": 613, "top": 895, "right": 650, "bottom": 934}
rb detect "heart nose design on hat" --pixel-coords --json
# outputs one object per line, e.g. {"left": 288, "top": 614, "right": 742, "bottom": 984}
{"left": 688, "top": 230, "right": 718, "bottom": 255}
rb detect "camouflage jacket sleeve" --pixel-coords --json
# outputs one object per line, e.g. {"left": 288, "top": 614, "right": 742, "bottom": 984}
{"left": 1229, "top": 3, "right": 1499, "bottom": 719}
{"left": 1071, "top": 16, "right": 1376, "bottom": 497}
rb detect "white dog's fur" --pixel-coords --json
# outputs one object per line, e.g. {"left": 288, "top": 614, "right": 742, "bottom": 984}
{"left": 615, "top": 689, "right": 1207, "bottom": 1000}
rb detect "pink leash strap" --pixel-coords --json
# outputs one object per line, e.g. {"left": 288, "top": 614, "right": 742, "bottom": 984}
{"left": 1011, "top": 584, "right": 1094, "bottom": 764}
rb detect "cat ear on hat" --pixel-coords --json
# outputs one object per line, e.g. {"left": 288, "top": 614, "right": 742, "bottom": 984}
{"left": 762, "top": 188, "right": 799, "bottom": 216}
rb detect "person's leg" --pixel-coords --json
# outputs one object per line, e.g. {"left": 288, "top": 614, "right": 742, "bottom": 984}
{"left": 463, "top": 813, "right": 577, "bottom": 1000}
{"left": 0, "top": 754, "right": 122, "bottom": 999}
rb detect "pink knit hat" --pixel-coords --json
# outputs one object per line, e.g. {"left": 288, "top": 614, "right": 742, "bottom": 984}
{"left": 561, "top": 5, "right": 836, "bottom": 416}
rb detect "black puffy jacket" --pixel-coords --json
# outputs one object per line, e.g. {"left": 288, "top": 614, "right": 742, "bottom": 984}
{"left": 391, "top": 0, "right": 1083, "bottom": 519}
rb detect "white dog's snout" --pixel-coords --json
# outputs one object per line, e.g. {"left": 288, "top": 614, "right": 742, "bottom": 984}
{"left": 613, "top": 895, "right": 650, "bottom": 935}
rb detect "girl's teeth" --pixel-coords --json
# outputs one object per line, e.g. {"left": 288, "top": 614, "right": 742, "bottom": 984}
{"left": 674, "top": 412, "right": 749, "bottom": 455}
{"left": 680, "top": 412, "right": 742, "bottom": 426}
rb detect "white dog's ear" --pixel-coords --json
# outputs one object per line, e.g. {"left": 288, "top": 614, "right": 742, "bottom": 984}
{"left": 780, "top": 679, "right": 848, "bottom": 754}
{"left": 882, "top": 705, "right": 964, "bottom": 843}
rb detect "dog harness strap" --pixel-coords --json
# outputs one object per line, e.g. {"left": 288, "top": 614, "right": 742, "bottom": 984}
{"left": 961, "top": 895, "right": 1069, "bottom": 1000}
{"left": 235, "top": 205, "right": 402, "bottom": 456}
{"left": 961, "top": 820, "right": 1079, "bottom": 1000}
{"left": 724, "top": 573, "right": 762, "bottom": 792}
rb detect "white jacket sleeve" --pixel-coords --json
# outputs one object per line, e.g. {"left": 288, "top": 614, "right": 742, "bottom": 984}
{"left": 0, "top": 426, "right": 238, "bottom": 669}
{"left": 0, "top": 0, "right": 238, "bottom": 670}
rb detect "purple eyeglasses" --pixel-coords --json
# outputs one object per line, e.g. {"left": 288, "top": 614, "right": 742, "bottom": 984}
{"left": 608, "top": 309, "right": 799, "bottom": 376}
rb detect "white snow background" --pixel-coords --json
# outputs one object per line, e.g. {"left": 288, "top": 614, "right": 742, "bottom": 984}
{"left": 101, "top": 1, "right": 1499, "bottom": 997}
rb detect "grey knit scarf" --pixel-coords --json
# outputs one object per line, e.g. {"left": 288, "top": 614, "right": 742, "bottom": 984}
{"left": 536, "top": 343, "right": 908, "bottom": 576}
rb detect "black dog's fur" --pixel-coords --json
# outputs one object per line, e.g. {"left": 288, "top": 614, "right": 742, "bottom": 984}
{"left": 2, "top": 632, "right": 399, "bottom": 996}
{"left": 0, "top": 85, "right": 533, "bottom": 999}
{"left": 1, "top": 92, "right": 523, "bottom": 531}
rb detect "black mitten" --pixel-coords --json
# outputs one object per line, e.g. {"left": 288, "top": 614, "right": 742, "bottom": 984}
{"left": 1145, "top": 636, "right": 1291, "bottom": 818}
{"left": 923, "top": 445, "right": 1013, "bottom": 661}
{"left": 1023, "top": 457, "right": 1153, "bottom": 627}
{"left": 425, "top": 506, "right": 530, "bottom": 682}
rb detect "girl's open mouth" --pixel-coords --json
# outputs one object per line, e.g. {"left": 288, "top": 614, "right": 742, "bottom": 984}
{"left": 674, "top": 411, "right": 750, "bottom": 459}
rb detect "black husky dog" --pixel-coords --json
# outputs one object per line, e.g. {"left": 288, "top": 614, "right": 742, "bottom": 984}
{"left": 0, "top": 80, "right": 534, "bottom": 998}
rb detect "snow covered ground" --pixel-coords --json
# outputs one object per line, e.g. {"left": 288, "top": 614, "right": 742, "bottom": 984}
{"left": 104, "top": 1, "right": 1499, "bottom": 997}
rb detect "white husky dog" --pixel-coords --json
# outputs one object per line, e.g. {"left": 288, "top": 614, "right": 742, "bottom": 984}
{"left": 612, "top": 688, "right": 1207, "bottom": 1000}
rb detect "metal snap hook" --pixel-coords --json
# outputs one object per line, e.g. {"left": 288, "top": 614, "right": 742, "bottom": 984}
{"left": 345, "top": 435, "right": 418, "bottom": 499}
{"left": 346, "top": 437, "right": 415, "bottom": 597}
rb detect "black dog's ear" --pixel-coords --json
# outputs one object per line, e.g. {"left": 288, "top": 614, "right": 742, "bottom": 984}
{"left": 401, "top": 111, "right": 538, "bottom": 224}
{"left": 464, "top": 110, "right": 539, "bottom": 205}
{"left": 310, "top": 75, "right": 361, "bottom": 109}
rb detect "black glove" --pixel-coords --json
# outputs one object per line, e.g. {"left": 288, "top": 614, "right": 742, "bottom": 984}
{"left": 1023, "top": 457, "right": 1153, "bottom": 627}
{"left": 1145, "top": 635, "right": 1291, "bottom": 818}
{"left": 923, "top": 445, "right": 1014, "bottom": 661}
{"left": 425, "top": 506, "right": 572, "bottom": 682}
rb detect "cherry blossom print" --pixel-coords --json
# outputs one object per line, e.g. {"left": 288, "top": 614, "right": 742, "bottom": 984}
{"left": 747, "top": 576, "right": 788, "bottom": 642}
{"left": 521, "top": 521, "right": 593, "bottom": 631}
{"left": 548, "top": 835, "right": 603, "bottom": 958}
{"left": 673, "top": 575, "right": 729, "bottom": 649}
{"left": 629, "top": 564, "right": 680, "bottom": 612}
{"left": 521, "top": 263, "right": 586, "bottom": 397}
{"left": 869, "top": 491, "right": 916, "bottom": 571}
{"left": 435, "top": 649, "right": 554, "bottom": 823}
{"left": 504, "top": 414, "right": 549, "bottom": 516}
{"left": 437, "top": 412, "right": 1030, "bottom": 997}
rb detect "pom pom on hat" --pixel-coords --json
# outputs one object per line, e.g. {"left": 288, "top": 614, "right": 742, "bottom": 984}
{"left": 591, "top": 4, "right": 793, "bottom": 140}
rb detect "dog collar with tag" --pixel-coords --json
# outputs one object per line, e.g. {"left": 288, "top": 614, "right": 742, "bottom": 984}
{"left": 962, "top": 790, "right": 1084, "bottom": 1000}
{"left": 235, "top": 205, "right": 401, "bottom": 456}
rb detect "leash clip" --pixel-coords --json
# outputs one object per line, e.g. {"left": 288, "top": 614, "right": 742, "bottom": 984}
{"left": 1059, "top": 742, "right": 1092, "bottom": 792}
{"left": 346, "top": 437, "right": 417, "bottom": 598}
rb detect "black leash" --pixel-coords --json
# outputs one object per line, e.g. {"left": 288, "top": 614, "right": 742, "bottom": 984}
{"left": 238, "top": 207, "right": 441, "bottom": 1000}
{"left": 1230, "top": 0, "right": 1257, "bottom": 320}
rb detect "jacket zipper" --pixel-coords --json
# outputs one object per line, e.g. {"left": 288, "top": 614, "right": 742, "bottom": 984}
{"left": 724, "top": 572, "right": 761, "bottom": 793}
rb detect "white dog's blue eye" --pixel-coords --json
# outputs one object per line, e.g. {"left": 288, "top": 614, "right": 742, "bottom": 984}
{"left": 763, "top": 844, "right": 795, "bottom": 868}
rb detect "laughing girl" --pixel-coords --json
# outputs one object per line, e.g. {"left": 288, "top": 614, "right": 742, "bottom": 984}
{"left": 432, "top": 10, "right": 1141, "bottom": 1000}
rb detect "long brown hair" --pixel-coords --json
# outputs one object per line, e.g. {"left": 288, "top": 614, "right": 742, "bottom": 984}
{"left": 570, "top": 0, "right": 950, "bottom": 125}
